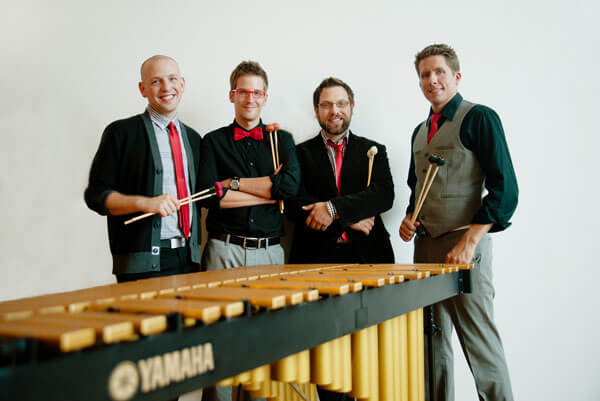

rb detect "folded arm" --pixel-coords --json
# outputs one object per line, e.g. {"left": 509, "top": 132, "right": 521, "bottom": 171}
{"left": 219, "top": 190, "right": 275, "bottom": 209}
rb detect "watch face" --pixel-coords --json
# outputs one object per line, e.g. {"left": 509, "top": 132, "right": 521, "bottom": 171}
{"left": 231, "top": 178, "right": 240, "bottom": 190}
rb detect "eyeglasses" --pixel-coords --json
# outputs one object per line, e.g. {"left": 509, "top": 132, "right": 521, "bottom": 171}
{"left": 231, "top": 89, "right": 267, "bottom": 99}
{"left": 317, "top": 100, "right": 351, "bottom": 110}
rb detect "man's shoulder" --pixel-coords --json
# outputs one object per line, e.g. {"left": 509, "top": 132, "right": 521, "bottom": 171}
{"left": 350, "top": 132, "right": 386, "bottom": 150}
{"left": 203, "top": 125, "right": 232, "bottom": 142}
{"left": 413, "top": 120, "right": 426, "bottom": 133}
{"left": 296, "top": 133, "right": 322, "bottom": 151}
{"left": 105, "top": 113, "right": 144, "bottom": 130}
{"left": 276, "top": 128, "right": 295, "bottom": 142}
{"left": 468, "top": 103, "right": 500, "bottom": 118}
{"left": 461, "top": 98, "right": 500, "bottom": 119}
{"left": 102, "top": 114, "right": 146, "bottom": 140}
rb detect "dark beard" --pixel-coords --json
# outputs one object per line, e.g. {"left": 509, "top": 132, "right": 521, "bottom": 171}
{"left": 319, "top": 115, "right": 351, "bottom": 136}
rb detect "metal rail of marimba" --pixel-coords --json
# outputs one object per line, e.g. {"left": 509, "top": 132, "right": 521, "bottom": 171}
{"left": 0, "top": 263, "right": 472, "bottom": 401}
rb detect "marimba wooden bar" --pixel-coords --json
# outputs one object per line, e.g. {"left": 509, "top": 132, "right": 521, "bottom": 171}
{"left": 0, "top": 263, "right": 472, "bottom": 401}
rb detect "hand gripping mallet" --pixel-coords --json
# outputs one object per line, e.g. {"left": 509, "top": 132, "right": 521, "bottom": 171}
{"left": 266, "top": 122, "right": 284, "bottom": 213}
{"left": 123, "top": 181, "right": 224, "bottom": 225}
{"left": 366, "top": 146, "right": 378, "bottom": 187}
{"left": 410, "top": 155, "right": 446, "bottom": 224}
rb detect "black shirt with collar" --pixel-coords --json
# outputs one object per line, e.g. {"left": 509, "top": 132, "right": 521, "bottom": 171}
{"left": 198, "top": 120, "right": 301, "bottom": 238}
{"left": 407, "top": 93, "right": 519, "bottom": 232}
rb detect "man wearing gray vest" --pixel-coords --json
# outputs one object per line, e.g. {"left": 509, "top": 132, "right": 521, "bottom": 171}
{"left": 399, "top": 44, "right": 518, "bottom": 401}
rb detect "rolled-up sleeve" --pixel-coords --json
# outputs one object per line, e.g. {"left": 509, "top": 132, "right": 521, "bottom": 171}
{"left": 269, "top": 130, "right": 300, "bottom": 200}
{"left": 462, "top": 106, "right": 518, "bottom": 232}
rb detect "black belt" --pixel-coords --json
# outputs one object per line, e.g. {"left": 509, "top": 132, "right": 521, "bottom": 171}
{"left": 160, "top": 237, "right": 187, "bottom": 248}
{"left": 211, "top": 233, "right": 280, "bottom": 249}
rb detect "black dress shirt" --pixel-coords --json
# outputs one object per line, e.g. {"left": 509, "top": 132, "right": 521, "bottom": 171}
{"left": 198, "top": 120, "right": 300, "bottom": 238}
{"left": 407, "top": 93, "right": 518, "bottom": 232}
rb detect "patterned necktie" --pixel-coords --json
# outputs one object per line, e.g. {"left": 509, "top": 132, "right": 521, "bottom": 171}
{"left": 327, "top": 138, "right": 349, "bottom": 242}
{"left": 427, "top": 113, "right": 442, "bottom": 143}
{"left": 168, "top": 122, "right": 190, "bottom": 239}
{"left": 233, "top": 126, "right": 264, "bottom": 141}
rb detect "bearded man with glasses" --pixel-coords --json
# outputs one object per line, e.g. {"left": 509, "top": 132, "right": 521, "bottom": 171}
{"left": 287, "top": 76, "right": 395, "bottom": 287}
{"left": 286, "top": 77, "right": 395, "bottom": 401}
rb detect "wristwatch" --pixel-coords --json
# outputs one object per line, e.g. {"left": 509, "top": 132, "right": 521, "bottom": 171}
{"left": 230, "top": 177, "right": 240, "bottom": 191}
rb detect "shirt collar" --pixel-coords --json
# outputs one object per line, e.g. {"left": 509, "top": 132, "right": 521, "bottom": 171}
{"left": 232, "top": 119, "right": 264, "bottom": 132}
{"left": 147, "top": 106, "right": 180, "bottom": 130}
{"left": 428, "top": 92, "right": 463, "bottom": 122}
{"left": 320, "top": 129, "right": 350, "bottom": 146}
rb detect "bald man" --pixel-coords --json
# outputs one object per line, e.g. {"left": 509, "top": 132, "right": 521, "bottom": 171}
{"left": 85, "top": 55, "right": 204, "bottom": 283}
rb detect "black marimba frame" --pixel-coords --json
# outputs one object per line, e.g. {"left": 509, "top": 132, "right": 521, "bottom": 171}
{"left": 0, "top": 269, "right": 471, "bottom": 401}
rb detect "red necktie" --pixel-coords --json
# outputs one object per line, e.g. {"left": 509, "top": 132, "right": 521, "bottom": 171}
{"left": 234, "top": 126, "right": 263, "bottom": 141}
{"left": 327, "top": 139, "right": 346, "bottom": 193}
{"left": 327, "top": 139, "right": 349, "bottom": 242}
{"left": 427, "top": 113, "right": 442, "bottom": 143}
{"left": 168, "top": 122, "right": 190, "bottom": 239}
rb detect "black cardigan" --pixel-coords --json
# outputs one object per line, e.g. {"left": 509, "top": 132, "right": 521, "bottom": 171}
{"left": 84, "top": 112, "right": 202, "bottom": 274}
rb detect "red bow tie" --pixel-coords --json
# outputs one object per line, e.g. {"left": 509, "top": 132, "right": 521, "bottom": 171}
{"left": 233, "top": 126, "right": 263, "bottom": 141}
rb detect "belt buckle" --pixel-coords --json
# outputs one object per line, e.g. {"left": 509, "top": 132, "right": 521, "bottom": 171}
{"left": 242, "top": 237, "right": 259, "bottom": 249}
{"left": 171, "top": 237, "right": 185, "bottom": 248}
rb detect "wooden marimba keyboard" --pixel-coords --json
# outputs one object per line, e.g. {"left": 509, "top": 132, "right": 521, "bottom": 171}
{"left": 0, "top": 263, "right": 472, "bottom": 401}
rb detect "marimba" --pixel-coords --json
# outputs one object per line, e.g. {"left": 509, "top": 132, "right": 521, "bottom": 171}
{"left": 0, "top": 263, "right": 472, "bottom": 401}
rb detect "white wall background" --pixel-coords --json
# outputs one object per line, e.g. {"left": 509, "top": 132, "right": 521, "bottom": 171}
{"left": 1, "top": 1, "right": 598, "bottom": 400}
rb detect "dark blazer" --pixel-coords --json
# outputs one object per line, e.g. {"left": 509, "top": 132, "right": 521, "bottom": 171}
{"left": 287, "top": 132, "right": 395, "bottom": 264}
{"left": 84, "top": 112, "right": 202, "bottom": 274}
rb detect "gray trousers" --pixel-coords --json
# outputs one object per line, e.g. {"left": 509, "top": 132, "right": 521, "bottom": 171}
{"left": 414, "top": 230, "right": 514, "bottom": 401}
{"left": 202, "top": 238, "right": 285, "bottom": 271}
{"left": 201, "top": 237, "right": 284, "bottom": 401}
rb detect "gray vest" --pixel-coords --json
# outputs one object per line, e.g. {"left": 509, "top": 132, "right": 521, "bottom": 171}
{"left": 413, "top": 99, "right": 484, "bottom": 238}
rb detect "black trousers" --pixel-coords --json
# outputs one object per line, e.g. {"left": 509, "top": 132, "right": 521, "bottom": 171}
{"left": 324, "top": 241, "right": 361, "bottom": 264}
{"left": 117, "top": 246, "right": 198, "bottom": 401}
{"left": 115, "top": 245, "right": 199, "bottom": 283}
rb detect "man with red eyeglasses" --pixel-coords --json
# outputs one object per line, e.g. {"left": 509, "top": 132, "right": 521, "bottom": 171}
{"left": 198, "top": 59, "right": 300, "bottom": 401}
{"left": 198, "top": 61, "right": 300, "bottom": 273}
